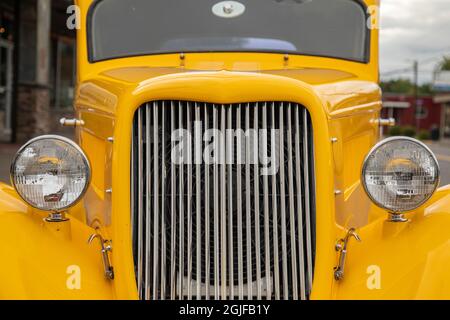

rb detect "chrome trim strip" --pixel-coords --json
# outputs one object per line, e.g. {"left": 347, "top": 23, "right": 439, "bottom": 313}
{"left": 245, "top": 103, "right": 252, "bottom": 300}
{"left": 262, "top": 103, "right": 271, "bottom": 300}
{"left": 204, "top": 103, "right": 211, "bottom": 300}
{"left": 227, "top": 105, "right": 234, "bottom": 299}
{"left": 187, "top": 102, "right": 193, "bottom": 300}
{"left": 271, "top": 102, "right": 280, "bottom": 300}
{"left": 213, "top": 104, "right": 220, "bottom": 300}
{"left": 144, "top": 104, "right": 152, "bottom": 300}
{"left": 153, "top": 102, "right": 160, "bottom": 299}
{"left": 161, "top": 102, "right": 167, "bottom": 299}
{"left": 294, "top": 106, "right": 306, "bottom": 300}
{"left": 303, "top": 109, "right": 313, "bottom": 292}
{"left": 287, "top": 103, "right": 299, "bottom": 299}
{"left": 279, "top": 102, "right": 289, "bottom": 300}
{"left": 170, "top": 101, "right": 176, "bottom": 299}
{"left": 178, "top": 101, "right": 185, "bottom": 299}
{"left": 254, "top": 104, "right": 262, "bottom": 300}
{"left": 220, "top": 104, "right": 228, "bottom": 300}
{"left": 195, "top": 102, "right": 202, "bottom": 300}
{"left": 236, "top": 103, "right": 244, "bottom": 300}
{"left": 137, "top": 107, "right": 144, "bottom": 298}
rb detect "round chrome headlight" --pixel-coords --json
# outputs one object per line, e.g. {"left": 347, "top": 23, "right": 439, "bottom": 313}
{"left": 362, "top": 136, "right": 440, "bottom": 213}
{"left": 10, "top": 135, "right": 91, "bottom": 212}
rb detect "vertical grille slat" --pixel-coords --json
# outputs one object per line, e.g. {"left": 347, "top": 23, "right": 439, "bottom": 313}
{"left": 132, "top": 100, "right": 315, "bottom": 300}
{"left": 287, "top": 103, "right": 299, "bottom": 300}
{"left": 195, "top": 102, "right": 202, "bottom": 300}
{"left": 204, "top": 104, "right": 211, "bottom": 300}
{"left": 137, "top": 108, "right": 144, "bottom": 297}
{"left": 227, "top": 105, "right": 234, "bottom": 299}
{"left": 303, "top": 109, "right": 314, "bottom": 291}
{"left": 244, "top": 104, "right": 252, "bottom": 300}
{"left": 254, "top": 104, "right": 262, "bottom": 300}
{"left": 152, "top": 102, "right": 160, "bottom": 299}
{"left": 161, "top": 102, "right": 167, "bottom": 300}
{"left": 213, "top": 105, "right": 220, "bottom": 300}
{"left": 294, "top": 105, "right": 306, "bottom": 300}
{"left": 279, "top": 102, "right": 289, "bottom": 300}
{"left": 220, "top": 104, "right": 227, "bottom": 300}
{"left": 262, "top": 103, "right": 271, "bottom": 300}
{"left": 178, "top": 101, "right": 185, "bottom": 300}
{"left": 170, "top": 101, "right": 176, "bottom": 300}
{"left": 186, "top": 102, "right": 193, "bottom": 300}
{"left": 236, "top": 103, "right": 244, "bottom": 300}
{"left": 144, "top": 105, "right": 151, "bottom": 300}
{"left": 270, "top": 102, "right": 281, "bottom": 300}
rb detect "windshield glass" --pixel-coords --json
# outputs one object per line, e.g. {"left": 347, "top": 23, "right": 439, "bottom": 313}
{"left": 88, "top": 0, "right": 369, "bottom": 63}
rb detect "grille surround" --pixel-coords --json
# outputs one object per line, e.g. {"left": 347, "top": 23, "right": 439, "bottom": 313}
{"left": 131, "top": 100, "right": 316, "bottom": 300}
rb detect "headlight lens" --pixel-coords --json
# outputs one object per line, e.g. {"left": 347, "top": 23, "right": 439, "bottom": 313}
{"left": 362, "top": 137, "right": 440, "bottom": 213}
{"left": 10, "top": 135, "right": 91, "bottom": 211}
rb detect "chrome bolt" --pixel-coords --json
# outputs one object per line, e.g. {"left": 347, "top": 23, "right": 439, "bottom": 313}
{"left": 60, "top": 118, "right": 84, "bottom": 127}
{"left": 223, "top": 3, "right": 234, "bottom": 14}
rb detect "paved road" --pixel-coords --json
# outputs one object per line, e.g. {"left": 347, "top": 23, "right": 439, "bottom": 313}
{"left": 426, "top": 141, "right": 450, "bottom": 187}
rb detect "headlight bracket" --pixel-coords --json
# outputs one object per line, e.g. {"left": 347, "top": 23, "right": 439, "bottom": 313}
{"left": 45, "top": 211, "right": 69, "bottom": 223}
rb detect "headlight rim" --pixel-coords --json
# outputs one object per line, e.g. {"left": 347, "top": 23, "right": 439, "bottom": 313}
{"left": 361, "top": 136, "right": 440, "bottom": 213}
{"left": 10, "top": 134, "right": 92, "bottom": 212}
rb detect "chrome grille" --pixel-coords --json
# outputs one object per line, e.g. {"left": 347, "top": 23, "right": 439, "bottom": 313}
{"left": 131, "top": 101, "right": 316, "bottom": 300}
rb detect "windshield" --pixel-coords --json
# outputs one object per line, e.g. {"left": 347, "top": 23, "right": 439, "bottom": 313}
{"left": 88, "top": 0, "right": 369, "bottom": 63}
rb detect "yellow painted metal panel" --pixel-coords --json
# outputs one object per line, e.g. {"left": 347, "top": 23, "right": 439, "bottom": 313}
{"left": 2, "top": 0, "right": 450, "bottom": 300}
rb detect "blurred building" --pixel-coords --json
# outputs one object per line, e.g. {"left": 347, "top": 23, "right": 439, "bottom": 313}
{"left": 381, "top": 95, "right": 445, "bottom": 136}
{"left": 0, "top": 0, "right": 75, "bottom": 143}
{"left": 433, "top": 71, "right": 450, "bottom": 138}
{"left": 382, "top": 70, "right": 450, "bottom": 140}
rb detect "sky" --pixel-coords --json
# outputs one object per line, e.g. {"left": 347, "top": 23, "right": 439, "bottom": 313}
{"left": 380, "top": 0, "right": 450, "bottom": 84}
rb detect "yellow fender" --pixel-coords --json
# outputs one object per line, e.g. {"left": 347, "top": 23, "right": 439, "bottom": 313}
{"left": 0, "top": 183, "right": 114, "bottom": 299}
{"left": 334, "top": 186, "right": 450, "bottom": 300}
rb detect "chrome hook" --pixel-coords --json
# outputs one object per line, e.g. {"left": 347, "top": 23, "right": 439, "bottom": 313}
{"left": 88, "top": 233, "right": 114, "bottom": 280}
{"left": 334, "top": 228, "right": 361, "bottom": 281}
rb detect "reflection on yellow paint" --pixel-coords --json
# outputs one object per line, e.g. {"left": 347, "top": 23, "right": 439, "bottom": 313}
{"left": 38, "top": 157, "right": 61, "bottom": 165}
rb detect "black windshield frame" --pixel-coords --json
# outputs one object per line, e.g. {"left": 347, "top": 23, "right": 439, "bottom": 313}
{"left": 86, "top": 0, "right": 371, "bottom": 64}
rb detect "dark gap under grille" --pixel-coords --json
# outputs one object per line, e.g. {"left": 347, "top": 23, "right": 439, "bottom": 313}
{"left": 131, "top": 101, "right": 316, "bottom": 300}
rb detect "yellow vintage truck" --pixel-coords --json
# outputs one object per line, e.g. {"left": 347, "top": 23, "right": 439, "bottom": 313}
{"left": 0, "top": 0, "right": 449, "bottom": 300}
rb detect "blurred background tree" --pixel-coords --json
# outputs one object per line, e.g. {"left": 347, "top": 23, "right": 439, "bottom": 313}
{"left": 439, "top": 56, "right": 450, "bottom": 71}
{"left": 380, "top": 79, "right": 434, "bottom": 95}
